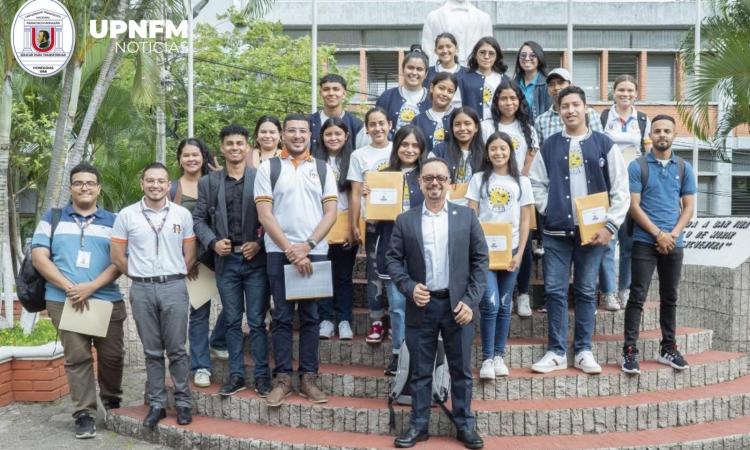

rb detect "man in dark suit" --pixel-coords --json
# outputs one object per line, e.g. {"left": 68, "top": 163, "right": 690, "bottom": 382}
{"left": 193, "top": 124, "right": 269, "bottom": 397}
{"left": 386, "top": 157, "right": 488, "bottom": 449}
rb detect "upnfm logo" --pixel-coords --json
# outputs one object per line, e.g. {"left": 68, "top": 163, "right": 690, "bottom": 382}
{"left": 11, "top": 0, "right": 75, "bottom": 77}
{"left": 89, "top": 20, "right": 188, "bottom": 53}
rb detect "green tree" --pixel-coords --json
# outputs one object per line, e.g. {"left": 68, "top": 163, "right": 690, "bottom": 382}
{"left": 680, "top": 0, "right": 750, "bottom": 159}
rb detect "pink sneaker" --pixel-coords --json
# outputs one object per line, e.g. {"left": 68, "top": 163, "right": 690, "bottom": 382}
{"left": 366, "top": 321, "right": 384, "bottom": 343}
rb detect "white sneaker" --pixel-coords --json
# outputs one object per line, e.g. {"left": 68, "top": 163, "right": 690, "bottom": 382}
{"left": 319, "top": 320, "right": 335, "bottom": 339}
{"left": 480, "top": 359, "right": 495, "bottom": 380}
{"left": 532, "top": 240, "right": 545, "bottom": 256}
{"left": 531, "top": 351, "right": 567, "bottom": 373}
{"left": 618, "top": 289, "right": 630, "bottom": 309}
{"left": 574, "top": 350, "right": 602, "bottom": 374}
{"left": 193, "top": 368, "right": 211, "bottom": 387}
{"left": 338, "top": 321, "right": 353, "bottom": 340}
{"left": 210, "top": 347, "right": 229, "bottom": 360}
{"left": 603, "top": 293, "right": 620, "bottom": 311}
{"left": 493, "top": 356, "right": 509, "bottom": 377}
{"left": 517, "top": 294, "right": 532, "bottom": 317}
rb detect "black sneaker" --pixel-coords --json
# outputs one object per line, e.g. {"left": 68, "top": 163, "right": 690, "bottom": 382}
{"left": 385, "top": 354, "right": 399, "bottom": 376}
{"left": 621, "top": 345, "right": 641, "bottom": 375}
{"left": 104, "top": 399, "right": 121, "bottom": 410}
{"left": 658, "top": 347, "right": 689, "bottom": 370}
{"left": 75, "top": 412, "right": 96, "bottom": 439}
{"left": 218, "top": 374, "right": 246, "bottom": 396}
{"left": 254, "top": 377, "right": 272, "bottom": 397}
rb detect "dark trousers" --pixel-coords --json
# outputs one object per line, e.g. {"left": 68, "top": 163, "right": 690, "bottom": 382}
{"left": 623, "top": 242, "right": 684, "bottom": 350}
{"left": 406, "top": 296, "right": 475, "bottom": 432}
{"left": 267, "top": 252, "right": 327, "bottom": 375}
{"left": 318, "top": 243, "right": 359, "bottom": 323}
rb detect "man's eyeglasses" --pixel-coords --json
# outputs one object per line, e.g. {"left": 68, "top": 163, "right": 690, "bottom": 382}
{"left": 421, "top": 175, "right": 449, "bottom": 184}
{"left": 71, "top": 181, "right": 99, "bottom": 189}
{"left": 519, "top": 52, "right": 538, "bottom": 60}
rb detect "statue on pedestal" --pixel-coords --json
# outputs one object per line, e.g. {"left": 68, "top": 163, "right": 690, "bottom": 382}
{"left": 421, "top": 0, "right": 493, "bottom": 66}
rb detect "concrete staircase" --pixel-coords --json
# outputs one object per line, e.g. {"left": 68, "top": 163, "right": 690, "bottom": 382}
{"left": 106, "top": 254, "right": 750, "bottom": 449}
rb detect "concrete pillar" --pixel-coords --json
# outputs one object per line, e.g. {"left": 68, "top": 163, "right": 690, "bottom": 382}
{"left": 675, "top": 52, "right": 684, "bottom": 101}
{"left": 562, "top": 51, "right": 570, "bottom": 72}
{"left": 358, "top": 48, "right": 367, "bottom": 103}
{"left": 397, "top": 49, "right": 405, "bottom": 85}
{"left": 600, "top": 50, "right": 609, "bottom": 101}
{"left": 638, "top": 51, "right": 648, "bottom": 101}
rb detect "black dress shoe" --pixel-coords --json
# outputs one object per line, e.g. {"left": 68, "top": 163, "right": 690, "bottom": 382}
{"left": 142, "top": 407, "right": 166, "bottom": 429}
{"left": 218, "top": 374, "right": 246, "bottom": 396}
{"left": 456, "top": 428, "right": 484, "bottom": 449}
{"left": 176, "top": 406, "right": 192, "bottom": 425}
{"left": 394, "top": 427, "right": 429, "bottom": 448}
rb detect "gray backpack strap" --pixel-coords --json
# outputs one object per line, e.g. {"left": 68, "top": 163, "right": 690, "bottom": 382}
{"left": 600, "top": 109, "right": 609, "bottom": 129}
{"left": 270, "top": 157, "right": 281, "bottom": 192}
{"left": 636, "top": 111, "right": 648, "bottom": 154}
{"left": 50, "top": 208, "right": 62, "bottom": 253}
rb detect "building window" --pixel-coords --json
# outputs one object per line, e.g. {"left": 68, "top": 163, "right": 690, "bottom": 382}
{"left": 608, "top": 53, "right": 639, "bottom": 101}
{"left": 572, "top": 53, "right": 600, "bottom": 101}
{"left": 647, "top": 53, "right": 676, "bottom": 101}
{"left": 367, "top": 52, "right": 399, "bottom": 98}
{"left": 732, "top": 177, "right": 750, "bottom": 216}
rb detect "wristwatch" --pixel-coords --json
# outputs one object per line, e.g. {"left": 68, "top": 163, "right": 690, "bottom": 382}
{"left": 306, "top": 238, "right": 317, "bottom": 250}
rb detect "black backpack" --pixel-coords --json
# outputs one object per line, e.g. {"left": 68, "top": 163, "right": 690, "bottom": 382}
{"left": 16, "top": 208, "right": 62, "bottom": 313}
{"left": 624, "top": 155, "right": 687, "bottom": 235}
{"left": 269, "top": 156, "right": 327, "bottom": 191}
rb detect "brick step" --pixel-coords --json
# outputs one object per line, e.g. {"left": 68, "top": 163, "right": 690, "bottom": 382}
{"left": 171, "top": 375, "right": 750, "bottom": 437}
{"left": 310, "top": 302, "right": 659, "bottom": 339}
{"left": 207, "top": 350, "right": 748, "bottom": 401}
{"left": 275, "top": 327, "right": 713, "bottom": 369}
{"left": 106, "top": 404, "right": 750, "bottom": 449}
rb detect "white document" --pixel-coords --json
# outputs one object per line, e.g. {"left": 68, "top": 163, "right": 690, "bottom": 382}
{"left": 59, "top": 298, "right": 114, "bottom": 337}
{"left": 187, "top": 263, "right": 219, "bottom": 309}
{"left": 369, "top": 188, "right": 398, "bottom": 205}
{"left": 485, "top": 235, "right": 508, "bottom": 252}
{"left": 284, "top": 261, "right": 333, "bottom": 300}
{"left": 582, "top": 207, "right": 607, "bottom": 226}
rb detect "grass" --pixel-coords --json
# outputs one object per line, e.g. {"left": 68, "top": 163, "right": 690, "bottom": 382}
{"left": 0, "top": 319, "right": 58, "bottom": 346}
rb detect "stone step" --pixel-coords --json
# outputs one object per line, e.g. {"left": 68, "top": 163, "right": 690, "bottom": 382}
{"left": 284, "top": 327, "right": 713, "bottom": 369}
{"left": 172, "top": 375, "right": 750, "bottom": 437}
{"left": 208, "top": 350, "right": 748, "bottom": 401}
{"left": 107, "top": 405, "right": 750, "bottom": 449}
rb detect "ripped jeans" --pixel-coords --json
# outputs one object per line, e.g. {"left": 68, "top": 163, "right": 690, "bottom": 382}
{"left": 479, "top": 260, "right": 520, "bottom": 360}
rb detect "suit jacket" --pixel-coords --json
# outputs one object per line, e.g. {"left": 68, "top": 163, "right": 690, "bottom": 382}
{"left": 193, "top": 167, "right": 266, "bottom": 272}
{"left": 385, "top": 201, "right": 488, "bottom": 326}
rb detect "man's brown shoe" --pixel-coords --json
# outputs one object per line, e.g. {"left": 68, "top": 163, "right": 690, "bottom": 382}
{"left": 299, "top": 373, "right": 328, "bottom": 403}
{"left": 265, "top": 374, "right": 293, "bottom": 407}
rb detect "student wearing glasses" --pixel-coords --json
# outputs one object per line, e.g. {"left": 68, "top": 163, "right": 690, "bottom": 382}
{"left": 513, "top": 41, "right": 552, "bottom": 121}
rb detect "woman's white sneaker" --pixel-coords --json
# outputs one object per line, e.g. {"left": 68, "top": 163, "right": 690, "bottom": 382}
{"left": 493, "top": 356, "right": 509, "bottom": 377}
{"left": 479, "top": 359, "right": 496, "bottom": 380}
{"left": 574, "top": 351, "right": 602, "bottom": 374}
{"left": 516, "top": 294, "right": 532, "bottom": 317}
{"left": 531, "top": 351, "right": 567, "bottom": 373}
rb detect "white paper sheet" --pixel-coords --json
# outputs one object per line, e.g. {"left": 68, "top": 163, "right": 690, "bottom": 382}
{"left": 283, "top": 261, "right": 333, "bottom": 300}
{"left": 582, "top": 207, "right": 607, "bottom": 226}
{"left": 485, "top": 235, "right": 508, "bottom": 252}
{"left": 59, "top": 298, "right": 114, "bottom": 337}
{"left": 369, "top": 188, "right": 398, "bottom": 205}
{"left": 187, "top": 263, "right": 219, "bottom": 309}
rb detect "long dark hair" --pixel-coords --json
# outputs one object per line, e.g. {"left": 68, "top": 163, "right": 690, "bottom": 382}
{"left": 434, "top": 32, "right": 459, "bottom": 65}
{"left": 447, "top": 107, "right": 485, "bottom": 180}
{"left": 177, "top": 137, "right": 212, "bottom": 175}
{"left": 252, "top": 115, "right": 282, "bottom": 149}
{"left": 480, "top": 131, "right": 522, "bottom": 199}
{"left": 386, "top": 125, "right": 426, "bottom": 172}
{"left": 467, "top": 36, "right": 508, "bottom": 74}
{"left": 490, "top": 78, "right": 535, "bottom": 152}
{"left": 514, "top": 40, "right": 548, "bottom": 80}
{"left": 314, "top": 117, "right": 353, "bottom": 193}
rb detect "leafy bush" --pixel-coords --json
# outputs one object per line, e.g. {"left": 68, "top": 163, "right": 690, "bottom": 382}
{"left": 0, "top": 319, "right": 58, "bottom": 346}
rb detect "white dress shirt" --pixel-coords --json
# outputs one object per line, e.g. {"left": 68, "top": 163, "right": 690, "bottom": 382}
{"left": 422, "top": 201, "right": 450, "bottom": 290}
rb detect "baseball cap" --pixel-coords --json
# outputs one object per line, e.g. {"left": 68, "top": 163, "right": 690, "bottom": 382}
{"left": 547, "top": 68, "right": 572, "bottom": 83}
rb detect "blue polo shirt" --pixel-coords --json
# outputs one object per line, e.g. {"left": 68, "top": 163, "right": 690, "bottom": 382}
{"left": 628, "top": 153, "right": 696, "bottom": 247}
{"left": 31, "top": 205, "right": 122, "bottom": 302}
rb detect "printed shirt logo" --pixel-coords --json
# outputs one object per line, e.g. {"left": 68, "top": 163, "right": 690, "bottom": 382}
{"left": 483, "top": 86, "right": 492, "bottom": 105}
{"left": 11, "top": 0, "right": 75, "bottom": 77}
{"left": 510, "top": 135, "right": 521, "bottom": 151}
{"left": 433, "top": 126, "right": 445, "bottom": 145}
{"left": 397, "top": 105, "right": 418, "bottom": 129}
{"left": 488, "top": 186, "right": 512, "bottom": 212}
{"left": 172, "top": 224, "right": 182, "bottom": 234}
{"left": 376, "top": 160, "right": 390, "bottom": 171}
{"left": 569, "top": 148, "right": 584, "bottom": 174}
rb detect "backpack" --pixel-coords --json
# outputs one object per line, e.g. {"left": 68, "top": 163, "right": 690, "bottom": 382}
{"left": 172, "top": 176, "right": 218, "bottom": 271}
{"left": 388, "top": 337, "right": 454, "bottom": 432}
{"left": 269, "top": 156, "right": 327, "bottom": 191}
{"left": 600, "top": 109, "right": 648, "bottom": 154}
{"left": 624, "top": 155, "right": 687, "bottom": 235}
{"left": 16, "top": 208, "right": 62, "bottom": 313}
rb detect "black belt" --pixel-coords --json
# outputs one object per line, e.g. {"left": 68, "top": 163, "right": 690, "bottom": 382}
{"left": 131, "top": 274, "right": 185, "bottom": 283}
{"left": 429, "top": 289, "right": 449, "bottom": 299}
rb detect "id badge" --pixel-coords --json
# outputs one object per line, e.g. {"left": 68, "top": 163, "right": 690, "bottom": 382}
{"left": 76, "top": 250, "right": 92, "bottom": 269}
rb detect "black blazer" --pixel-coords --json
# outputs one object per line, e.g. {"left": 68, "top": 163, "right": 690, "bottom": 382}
{"left": 193, "top": 168, "right": 265, "bottom": 271}
{"left": 385, "top": 202, "right": 488, "bottom": 326}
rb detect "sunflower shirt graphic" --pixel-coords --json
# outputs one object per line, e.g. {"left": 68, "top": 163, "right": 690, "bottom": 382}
{"left": 433, "top": 126, "right": 445, "bottom": 147}
{"left": 397, "top": 104, "right": 418, "bottom": 129}
{"left": 569, "top": 146, "right": 584, "bottom": 175}
{"left": 488, "top": 186, "right": 512, "bottom": 213}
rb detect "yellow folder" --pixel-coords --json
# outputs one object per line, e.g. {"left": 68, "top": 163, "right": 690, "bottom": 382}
{"left": 448, "top": 183, "right": 469, "bottom": 202}
{"left": 529, "top": 208, "right": 537, "bottom": 230}
{"left": 481, "top": 222, "right": 513, "bottom": 270}
{"left": 327, "top": 211, "right": 350, "bottom": 244}
{"left": 365, "top": 171, "right": 404, "bottom": 221}
{"left": 574, "top": 192, "right": 610, "bottom": 245}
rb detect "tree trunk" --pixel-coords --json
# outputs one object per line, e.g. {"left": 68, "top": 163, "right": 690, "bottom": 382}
{"left": 0, "top": 73, "right": 14, "bottom": 328}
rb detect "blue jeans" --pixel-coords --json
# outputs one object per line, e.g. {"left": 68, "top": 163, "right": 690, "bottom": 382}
{"left": 542, "top": 233, "right": 606, "bottom": 356}
{"left": 318, "top": 244, "right": 358, "bottom": 323}
{"left": 385, "top": 280, "right": 406, "bottom": 354}
{"left": 267, "top": 252, "right": 327, "bottom": 374}
{"left": 188, "top": 303, "right": 228, "bottom": 371}
{"left": 599, "top": 227, "right": 633, "bottom": 294}
{"left": 215, "top": 254, "right": 270, "bottom": 379}
{"left": 479, "top": 262, "right": 519, "bottom": 360}
{"left": 365, "top": 227, "right": 385, "bottom": 320}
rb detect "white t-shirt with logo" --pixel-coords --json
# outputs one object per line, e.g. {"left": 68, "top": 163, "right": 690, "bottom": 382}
{"left": 567, "top": 134, "right": 589, "bottom": 225}
{"left": 465, "top": 172, "right": 534, "bottom": 249}
{"left": 326, "top": 156, "right": 348, "bottom": 211}
{"left": 347, "top": 143, "right": 393, "bottom": 183}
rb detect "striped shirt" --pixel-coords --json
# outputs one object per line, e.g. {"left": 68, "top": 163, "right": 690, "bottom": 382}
{"left": 534, "top": 105, "right": 603, "bottom": 145}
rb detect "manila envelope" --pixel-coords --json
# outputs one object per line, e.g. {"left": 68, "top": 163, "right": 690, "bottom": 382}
{"left": 59, "top": 298, "right": 113, "bottom": 337}
{"left": 327, "top": 211, "right": 355, "bottom": 244}
{"left": 365, "top": 171, "right": 403, "bottom": 221}
{"left": 529, "top": 208, "right": 538, "bottom": 230}
{"left": 481, "top": 222, "right": 513, "bottom": 270}
{"left": 447, "top": 183, "right": 469, "bottom": 202}
{"left": 574, "top": 192, "right": 610, "bottom": 245}
{"left": 187, "top": 264, "right": 219, "bottom": 309}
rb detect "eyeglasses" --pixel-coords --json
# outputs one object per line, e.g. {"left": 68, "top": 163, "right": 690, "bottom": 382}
{"left": 519, "top": 52, "right": 538, "bottom": 60}
{"left": 71, "top": 181, "right": 98, "bottom": 189}
{"left": 285, "top": 128, "right": 310, "bottom": 135}
{"left": 477, "top": 50, "right": 496, "bottom": 57}
{"left": 421, "top": 175, "right": 449, "bottom": 184}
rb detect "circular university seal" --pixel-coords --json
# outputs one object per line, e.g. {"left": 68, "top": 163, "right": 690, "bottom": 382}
{"left": 11, "top": 0, "right": 75, "bottom": 77}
